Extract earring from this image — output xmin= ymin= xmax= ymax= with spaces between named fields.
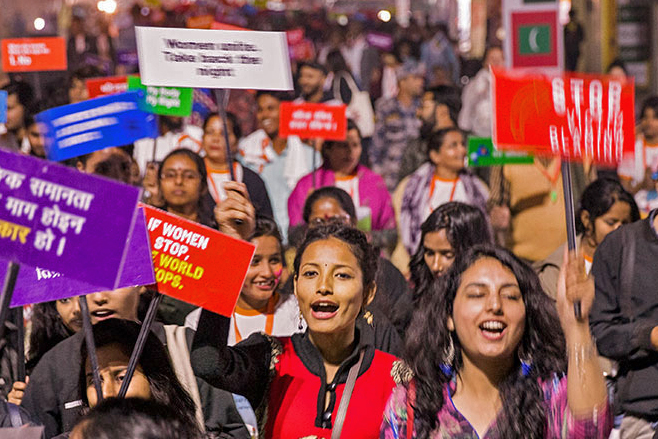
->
xmin=298 ymin=310 xmax=304 ymax=331
xmin=440 ymin=335 xmax=455 ymax=377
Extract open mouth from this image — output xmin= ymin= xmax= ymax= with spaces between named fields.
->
xmin=310 ymin=302 xmax=339 ymax=319
xmin=90 ymin=309 xmax=116 ymax=322
xmin=479 ymin=320 xmax=507 ymax=340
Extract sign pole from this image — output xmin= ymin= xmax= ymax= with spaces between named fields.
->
xmin=0 ymin=262 xmax=20 ymax=342
xmin=118 ymin=291 xmax=163 ymax=398
xmin=212 ymin=89 xmax=236 ymax=181
xmin=79 ymin=295 xmax=103 ymax=403
xmin=560 ymin=159 xmax=582 ymax=319
xmin=13 ymin=307 xmax=25 ymax=382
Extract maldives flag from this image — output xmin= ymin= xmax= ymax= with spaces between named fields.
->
xmin=511 ymin=10 xmax=559 ymax=68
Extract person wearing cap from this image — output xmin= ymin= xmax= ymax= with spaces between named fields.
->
xmin=370 ymin=61 xmax=424 ymax=191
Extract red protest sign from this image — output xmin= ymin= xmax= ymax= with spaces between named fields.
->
xmin=86 ymin=76 xmax=128 ymax=99
xmin=2 ymin=37 xmax=67 ymax=72
xmin=492 ymin=68 xmax=635 ymax=164
xmin=279 ymin=102 xmax=347 ymax=141
xmin=186 ymin=15 xmax=215 ymax=29
xmin=142 ymin=204 xmax=255 ymax=317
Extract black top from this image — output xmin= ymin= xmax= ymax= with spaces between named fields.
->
xmin=590 ymin=209 xmax=658 ymax=419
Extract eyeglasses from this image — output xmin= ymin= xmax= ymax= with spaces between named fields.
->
xmin=309 ymin=214 xmax=352 ymax=227
xmin=161 ymin=170 xmax=201 ymax=181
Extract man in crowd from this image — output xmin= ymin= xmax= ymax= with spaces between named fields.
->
xmin=590 ymin=207 xmax=658 ymax=438
xmin=0 ymin=81 xmax=34 ymax=151
xmin=370 ymin=61 xmax=424 ymax=191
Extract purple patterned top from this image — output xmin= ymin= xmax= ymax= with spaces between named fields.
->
xmin=380 ymin=375 xmax=611 ymax=439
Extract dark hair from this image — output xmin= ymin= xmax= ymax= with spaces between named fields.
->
xmin=575 ymin=178 xmax=640 ymax=235
xmin=641 ymin=95 xmax=658 ymax=120
xmin=409 ymin=202 xmax=493 ymax=303
xmin=67 ymin=65 xmax=103 ymax=90
xmin=483 ymin=44 xmax=504 ymax=64
xmin=293 ymin=224 xmax=378 ymax=294
xmin=73 ymin=397 xmax=202 ymax=439
xmin=249 ymin=215 xmax=285 ymax=263
xmin=202 ymin=112 xmax=239 ymax=141
xmin=298 ymin=60 xmax=328 ymax=76
xmin=157 ymin=148 xmax=215 ymax=227
xmin=406 ymin=245 xmax=566 ymax=438
xmin=2 ymin=80 xmax=34 ymax=109
xmin=325 ymin=50 xmax=350 ymax=74
xmin=425 ymin=85 xmax=462 ymax=126
xmin=322 ymin=119 xmax=361 ymax=159
xmin=79 ymin=320 xmax=198 ymax=429
xmin=302 ymin=187 xmax=357 ymax=225
xmin=427 ymin=126 xmax=464 ymax=157
xmin=74 ymin=148 xmax=133 ymax=184
xmin=27 ymin=301 xmax=75 ymax=371
xmin=606 ymin=59 xmax=628 ymax=76
xmin=255 ymin=90 xmax=294 ymax=103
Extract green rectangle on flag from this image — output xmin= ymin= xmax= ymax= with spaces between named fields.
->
xmin=519 ymin=25 xmax=552 ymax=54
xmin=127 ymin=76 xmax=193 ymax=117
xmin=468 ymin=137 xmax=534 ymax=167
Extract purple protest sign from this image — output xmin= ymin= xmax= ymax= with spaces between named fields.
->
xmin=6 ymin=207 xmax=155 ymax=307
xmin=366 ymin=32 xmax=394 ymax=51
xmin=0 ymin=149 xmax=140 ymax=289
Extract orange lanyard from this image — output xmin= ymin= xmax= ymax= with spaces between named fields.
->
xmin=534 ymin=159 xmax=561 ymax=203
xmin=205 ymin=161 xmax=237 ymax=201
xmin=233 ymin=294 xmax=277 ymax=343
xmin=429 ymin=177 xmax=459 ymax=205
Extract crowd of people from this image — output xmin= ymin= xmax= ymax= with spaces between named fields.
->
xmin=0 ymin=3 xmax=658 ymax=439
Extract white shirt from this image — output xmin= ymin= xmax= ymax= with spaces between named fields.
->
xmin=618 ymin=136 xmax=658 ymax=186
xmin=133 ymin=125 xmax=203 ymax=176
xmin=426 ymin=176 xmax=468 ymax=219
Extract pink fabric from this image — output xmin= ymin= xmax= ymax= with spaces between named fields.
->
xmin=288 ymin=164 xmax=396 ymax=231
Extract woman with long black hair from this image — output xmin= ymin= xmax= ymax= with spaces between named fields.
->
xmin=382 ymin=246 xmax=611 ymax=439
xmin=409 ymin=202 xmax=493 ymax=304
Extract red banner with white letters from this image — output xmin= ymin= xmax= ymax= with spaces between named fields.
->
xmin=492 ymin=68 xmax=635 ymax=164
xmin=279 ymin=102 xmax=347 ymax=140
xmin=86 ymin=76 xmax=128 ymax=99
xmin=2 ymin=37 xmax=67 ymax=72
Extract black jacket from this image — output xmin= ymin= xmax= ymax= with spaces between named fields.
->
xmin=590 ymin=209 xmax=658 ymax=420
xmin=21 ymin=322 xmax=249 ymax=438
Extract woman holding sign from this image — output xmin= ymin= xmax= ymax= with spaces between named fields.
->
xmin=193 ymin=188 xmax=400 ymax=438
xmin=200 ymin=113 xmax=273 ymax=219
xmin=381 ymin=246 xmax=612 ymax=439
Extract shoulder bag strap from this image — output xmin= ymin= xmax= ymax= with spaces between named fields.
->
xmin=331 ymin=349 xmax=365 ymax=439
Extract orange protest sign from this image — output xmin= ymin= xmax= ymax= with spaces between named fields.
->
xmin=2 ymin=37 xmax=67 ymax=72
xmin=142 ymin=204 xmax=255 ymax=317
xmin=279 ymin=102 xmax=347 ymax=141
xmin=86 ymin=76 xmax=128 ymax=99
xmin=492 ymin=68 xmax=635 ymax=164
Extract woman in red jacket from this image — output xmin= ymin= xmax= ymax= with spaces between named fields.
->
xmin=192 ymin=194 xmax=401 ymax=438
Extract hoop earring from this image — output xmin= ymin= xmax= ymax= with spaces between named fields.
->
xmin=440 ymin=334 xmax=455 ymax=377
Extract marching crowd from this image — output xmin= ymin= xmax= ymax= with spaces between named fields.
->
xmin=1 ymin=5 xmax=658 ymax=439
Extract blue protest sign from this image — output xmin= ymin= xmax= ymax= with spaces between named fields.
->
xmin=36 ymin=90 xmax=158 ymax=162
xmin=6 ymin=207 xmax=155 ymax=307
xmin=0 ymin=149 xmax=141 ymax=290
xmin=0 ymin=91 xmax=7 ymax=124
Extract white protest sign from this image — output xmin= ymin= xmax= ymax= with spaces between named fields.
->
xmin=135 ymin=27 xmax=293 ymax=91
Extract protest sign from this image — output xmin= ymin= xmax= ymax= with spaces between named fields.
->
xmin=135 ymin=27 xmax=293 ymax=90
xmin=286 ymin=28 xmax=305 ymax=45
xmin=0 ymin=91 xmax=6 ymax=124
xmin=36 ymin=91 xmax=158 ymax=162
xmin=5 ymin=206 xmax=155 ymax=307
xmin=468 ymin=137 xmax=534 ymax=167
xmin=492 ymin=69 xmax=635 ymax=164
xmin=86 ymin=76 xmax=129 ymax=99
xmin=279 ymin=102 xmax=347 ymax=141
xmin=0 ymin=150 xmax=141 ymax=290
xmin=127 ymin=76 xmax=193 ymax=117
xmin=187 ymin=15 xmax=215 ymax=29
xmin=142 ymin=204 xmax=255 ymax=317
xmin=1 ymin=37 xmax=67 ymax=72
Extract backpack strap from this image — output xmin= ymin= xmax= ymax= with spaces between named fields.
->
xmin=7 ymin=402 xmax=23 ymax=428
